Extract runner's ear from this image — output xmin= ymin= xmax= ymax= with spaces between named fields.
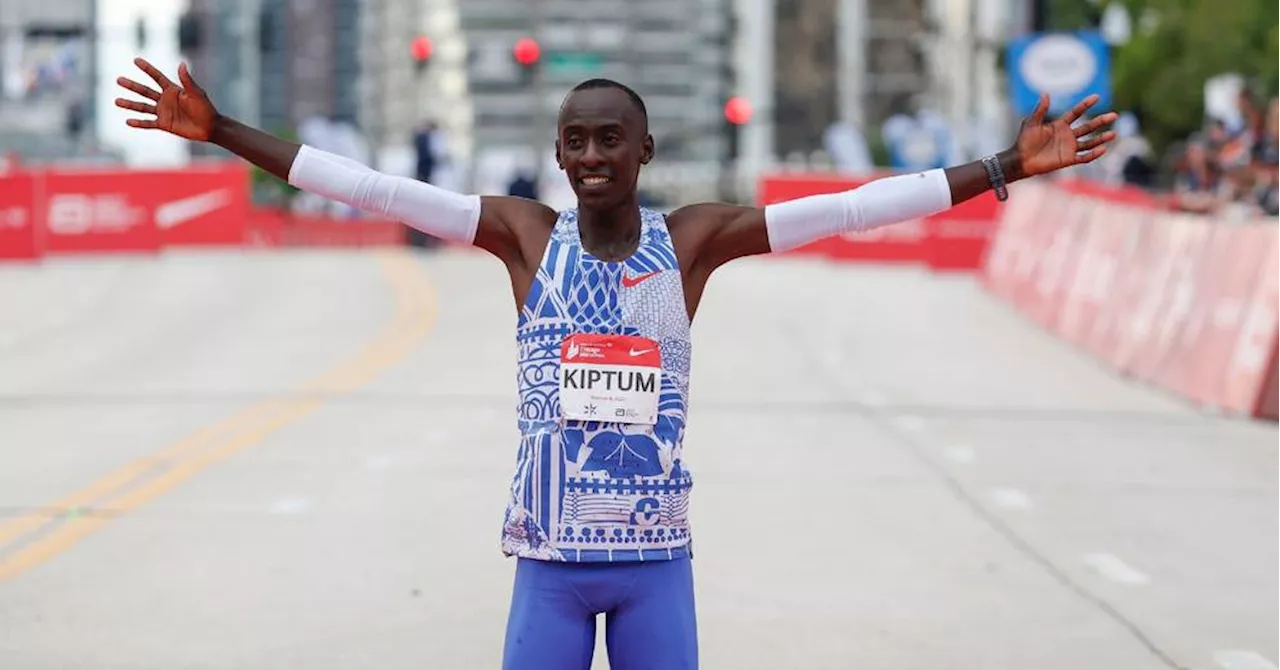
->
xmin=640 ymin=135 xmax=654 ymax=165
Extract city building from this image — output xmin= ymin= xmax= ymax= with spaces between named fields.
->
xmin=0 ymin=0 xmax=101 ymax=162
xmin=456 ymin=0 xmax=736 ymax=180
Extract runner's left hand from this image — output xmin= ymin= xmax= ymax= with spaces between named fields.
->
xmin=1012 ymin=94 xmax=1118 ymax=178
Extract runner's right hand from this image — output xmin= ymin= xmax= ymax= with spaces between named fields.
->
xmin=115 ymin=57 xmax=218 ymax=142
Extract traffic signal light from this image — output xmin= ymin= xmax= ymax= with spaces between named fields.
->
xmin=513 ymin=38 xmax=540 ymax=85
xmin=721 ymin=97 xmax=751 ymax=163
xmin=513 ymin=38 xmax=541 ymax=67
xmin=411 ymin=36 xmax=433 ymax=75
xmin=724 ymin=96 xmax=752 ymax=126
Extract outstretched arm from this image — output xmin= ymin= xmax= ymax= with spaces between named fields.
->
xmin=671 ymin=94 xmax=1118 ymax=273
xmin=114 ymin=58 xmax=551 ymax=269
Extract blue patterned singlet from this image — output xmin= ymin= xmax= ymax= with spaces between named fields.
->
xmin=501 ymin=207 xmax=694 ymax=563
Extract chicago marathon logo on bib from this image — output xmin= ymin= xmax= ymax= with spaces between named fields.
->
xmin=559 ymin=333 xmax=661 ymax=425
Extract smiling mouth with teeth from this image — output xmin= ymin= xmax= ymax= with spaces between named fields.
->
xmin=581 ymin=176 xmax=611 ymax=186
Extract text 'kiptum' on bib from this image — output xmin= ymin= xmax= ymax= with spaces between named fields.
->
xmin=559 ymin=333 xmax=661 ymax=425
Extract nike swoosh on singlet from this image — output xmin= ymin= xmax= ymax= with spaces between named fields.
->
xmin=621 ymin=271 xmax=661 ymax=288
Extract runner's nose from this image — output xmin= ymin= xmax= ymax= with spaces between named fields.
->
xmin=581 ymin=140 xmax=606 ymax=169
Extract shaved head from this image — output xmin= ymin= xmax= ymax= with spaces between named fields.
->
xmin=560 ymin=79 xmax=648 ymax=134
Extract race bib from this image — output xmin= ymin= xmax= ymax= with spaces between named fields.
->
xmin=559 ymin=333 xmax=661 ymax=425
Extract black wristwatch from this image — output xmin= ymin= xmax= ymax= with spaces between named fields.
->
xmin=981 ymin=154 xmax=1009 ymax=202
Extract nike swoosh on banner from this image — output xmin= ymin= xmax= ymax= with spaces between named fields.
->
xmin=155 ymin=189 xmax=232 ymax=230
xmin=621 ymin=271 xmax=661 ymax=288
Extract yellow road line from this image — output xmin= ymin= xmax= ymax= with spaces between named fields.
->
xmin=0 ymin=399 xmax=291 ymax=547
xmin=0 ymin=251 xmax=436 ymax=582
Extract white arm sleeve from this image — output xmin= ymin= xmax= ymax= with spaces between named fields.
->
xmin=287 ymin=144 xmax=481 ymax=244
xmin=763 ymin=169 xmax=953 ymax=252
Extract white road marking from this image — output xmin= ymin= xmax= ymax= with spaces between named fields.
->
xmin=943 ymin=444 xmax=975 ymax=464
xmin=1082 ymin=553 xmax=1150 ymax=585
xmin=987 ymin=487 xmax=1032 ymax=510
xmin=893 ymin=415 xmax=926 ymax=433
xmin=269 ymin=498 xmax=312 ymax=515
xmin=1214 ymin=651 xmax=1278 ymax=670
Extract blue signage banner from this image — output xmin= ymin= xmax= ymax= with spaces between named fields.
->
xmin=1007 ymin=31 xmax=1111 ymax=118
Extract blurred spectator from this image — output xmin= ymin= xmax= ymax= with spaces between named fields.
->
xmin=822 ymin=121 xmax=874 ymax=174
xmin=1251 ymin=98 xmax=1278 ymax=215
xmin=507 ymin=170 xmax=538 ymax=200
xmin=1253 ymin=99 xmax=1279 ymax=164
xmin=1100 ymin=112 xmax=1156 ymax=188
xmin=1172 ymin=140 xmax=1222 ymax=213
xmin=409 ymin=120 xmax=449 ymax=248
xmin=1237 ymin=89 xmax=1262 ymax=139
xmin=414 ymin=120 xmax=442 ymax=185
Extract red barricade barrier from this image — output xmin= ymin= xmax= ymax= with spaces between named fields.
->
xmin=1022 ymin=194 xmax=1097 ymax=330
xmin=0 ymin=172 xmax=40 ymax=260
xmin=40 ymin=169 xmax=162 ymax=254
xmin=979 ymin=180 xmax=1051 ymax=302
xmin=981 ymin=178 xmax=1280 ymax=421
xmin=39 ymin=163 xmax=249 ymax=254
xmin=244 ymin=208 xmax=407 ymax=248
xmin=1223 ymin=238 xmax=1279 ymax=417
xmin=2 ymin=162 xmax=412 ymax=256
xmin=1056 ymin=202 xmax=1143 ymax=351
xmin=1055 ymin=178 xmax=1170 ymax=210
xmin=154 ymin=163 xmax=251 ymax=247
xmin=15 ymin=162 xmax=250 ymax=255
xmin=756 ymin=172 xmax=1002 ymax=271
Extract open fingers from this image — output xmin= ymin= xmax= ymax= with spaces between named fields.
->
xmin=1077 ymin=130 xmax=1116 ymax=152
xmin=116 ymin=76 xmax=160 ymax=101
xmin=1075 ymin=145 xmax=1108 ymax=164
xmin=1062 ymin=94 xmax=1101 ymax=125
xmin=1073 ymin=111 xmax=1118 ymax=137
xmin=125 ymin=118 xmax=159 ymax=130
xmin=1029 ymin=94 xmax=1049 ymax=126
xmin=134 ymin=57 xmax=177 ymax=91
xmin=177 ymin=63 xmax=206 ymax=98
xmin=115 ymin=97 xmax=156 ymax=115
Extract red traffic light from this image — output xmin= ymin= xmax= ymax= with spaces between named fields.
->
xmin=724 ymin=97 xmax=752 ymax=125
xmin=513 ymin=38 xmax=541 ymax=67
xmin=411 ymin=36 xmax=433 ymax=62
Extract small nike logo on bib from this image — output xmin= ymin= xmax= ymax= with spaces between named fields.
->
xmin=622 ymin=271 xmax=660 ymax=288
xmin=629 ymin=347 xmax=655 ymax=357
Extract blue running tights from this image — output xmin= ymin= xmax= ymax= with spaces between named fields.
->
xmin=501 ymin=556 xmax=698 ymax=670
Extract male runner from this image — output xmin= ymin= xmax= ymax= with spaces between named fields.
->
xmin=115 ymin=57 xmax=1117 ymax=670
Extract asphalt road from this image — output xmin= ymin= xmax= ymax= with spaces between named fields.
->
xmin=0 ymin=248 xmax=1274 ymax=670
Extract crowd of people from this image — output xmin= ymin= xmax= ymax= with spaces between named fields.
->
xmin=1169 ymin=92 xmax=1279 ymax=217
xmin=1157 ymin=87 xmax=1274 ymax=217
xmin=1054 ymin=88 xmax=1278 ymax=219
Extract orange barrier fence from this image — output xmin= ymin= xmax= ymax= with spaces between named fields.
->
xmin=982 ymin=179 xmax=1279 ymax=421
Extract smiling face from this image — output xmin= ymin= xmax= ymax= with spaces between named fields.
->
xmin=555 ymin=86 xmax=654 ymax=210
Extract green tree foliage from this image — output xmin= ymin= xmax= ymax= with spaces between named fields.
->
xmin=1049 ymin=0 xmax=1279 ymax=152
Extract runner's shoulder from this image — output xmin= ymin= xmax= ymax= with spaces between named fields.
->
xmin=480 ymin=195 xmax=559 ymax=234
xmin=666 ymin=201 xmax=753 ymax=225
xmin=664 ymin=201 xmax=754 ymax=245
